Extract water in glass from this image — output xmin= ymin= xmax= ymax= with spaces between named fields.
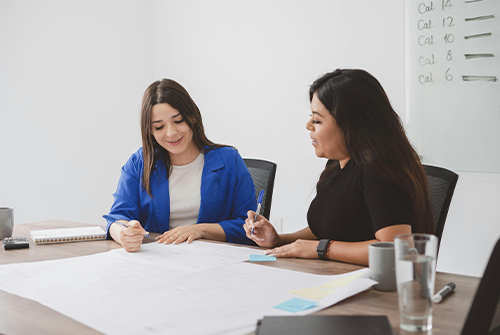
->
xmin=396 ymin=253 xmax=436 ymax=331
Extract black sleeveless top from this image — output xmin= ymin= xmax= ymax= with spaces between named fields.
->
xmin=307 ymin=160 xmax=412 ymax=242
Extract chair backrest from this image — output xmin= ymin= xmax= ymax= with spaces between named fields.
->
xmin=423 ymin=165 xmax=459 ymax=243
xmin=461 ymin=238 xmax=500 ymax=335
xmin=243 ymin=159 xmax=277 ymax=219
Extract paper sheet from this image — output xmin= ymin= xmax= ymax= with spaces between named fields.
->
xmin=108 ymin=241 xmax=257 ymax=273
xmin=0 ymin=241 xmax=375 ymax=335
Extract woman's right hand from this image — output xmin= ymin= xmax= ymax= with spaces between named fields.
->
xmin=244 ymin=211 xmax=281 ymax=248
xmin=116 ymin=220 xmax=147 ymax=252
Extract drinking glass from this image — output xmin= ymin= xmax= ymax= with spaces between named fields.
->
xmin=394 ymin=234 xmax=438 ymax=332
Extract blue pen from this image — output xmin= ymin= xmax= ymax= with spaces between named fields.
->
xmin=251 ymin=190 xmax=265 ymax=235
xmin=114 ymin=221 xmax=150 ymax=238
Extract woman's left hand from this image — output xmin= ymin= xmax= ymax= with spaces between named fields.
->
xmin=156 ymin=225 xmax=203 ymax=245
xmin=263 ymin=239 xmax=320 ymax=259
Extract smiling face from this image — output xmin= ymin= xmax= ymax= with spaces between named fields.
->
xmin=306 ymin=93 xmax=350 ymax=168
xmin=151 ymin=103 xmax=199 ymax=165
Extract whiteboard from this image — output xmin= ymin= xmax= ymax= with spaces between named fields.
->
xmin=405 ymin=0 xmax=500 ymax=173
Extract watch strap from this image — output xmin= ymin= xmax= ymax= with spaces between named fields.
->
xmin=316 ymin=239 xmax=332 ymax=260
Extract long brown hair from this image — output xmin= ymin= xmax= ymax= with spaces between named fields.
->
xmin=310 ymin=69 xmax=434 ymax=234
xmin=140 ymin=79 xmax=227 ymax=196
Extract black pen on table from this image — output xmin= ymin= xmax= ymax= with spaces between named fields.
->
xmin=432 ymin=282 xmax=456 ymax=303
xmin=114 ymin=221 xmax=150 ymax=238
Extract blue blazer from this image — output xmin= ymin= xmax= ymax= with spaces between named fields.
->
xmin=103 ymin=147 xmax=256 ymax=245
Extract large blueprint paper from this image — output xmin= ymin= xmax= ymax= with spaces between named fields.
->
xmin=109 ymin=240 xmax=258 ymax=272
xmin=0 ymin=241 xmax=375 ymax=335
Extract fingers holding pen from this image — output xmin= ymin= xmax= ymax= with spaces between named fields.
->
xmin=120 ymin=220 xmax=149 ymax=237
xmin=127 ymin=220 xmax=141 ymax=228
xmin=245 ymin=210 xmax=266 ymax=230
xmin=115 ymin=220 xmax=147 ymax=252
xmin=244 ymin=212 xmax=281 ymax=248
xmin=246 ymin=210 xmax=258 ymax=226
xmin=244 ymin=211 xmax=264 ymax=242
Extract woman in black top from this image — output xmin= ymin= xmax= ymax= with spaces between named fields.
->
xmin=244 ymin=69 xmax=433 ymax=266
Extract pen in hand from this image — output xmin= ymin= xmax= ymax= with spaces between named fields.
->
xmin=432 ymin=282 xmax=455 ymax=303
xmin=114 ymin=221 xmax=150 ymax=238
xmin=251 ymin=190 xmax=265 ymax=235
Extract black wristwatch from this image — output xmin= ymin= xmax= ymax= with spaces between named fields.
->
xmin=316 ymin=239 xmax=332 ymax=260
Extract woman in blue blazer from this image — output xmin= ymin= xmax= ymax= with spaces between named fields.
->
xmin=104 ymin=79 xmax=256 ymax=252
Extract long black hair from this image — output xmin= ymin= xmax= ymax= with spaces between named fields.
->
xmin=310 ymin=69 xmax=434 ymax=234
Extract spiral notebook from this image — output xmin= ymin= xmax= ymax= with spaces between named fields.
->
xmin=30 ymin=226 xmax=106 ymax=245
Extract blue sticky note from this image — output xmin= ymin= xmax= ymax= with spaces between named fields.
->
xmin=273 ymin=298 xmax=317 ymax=313
xmin=249 ymin=254 xmax=277 ymax=262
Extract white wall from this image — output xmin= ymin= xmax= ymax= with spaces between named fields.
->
xmin=1 ymin=0 xmax=499 ymax=277
xmin=153 ymin=0 xmax=406 ymax=234
xmin=0 ymin=1 xmax=155 ymax=225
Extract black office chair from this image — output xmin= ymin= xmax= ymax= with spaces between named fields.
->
xmin=243 ymin=159 xmax=277 ymax=219
xmin=423 ymin=165 xmax=459 ymax=248
xmin=461 ymin=237 xmax=500 ymax=335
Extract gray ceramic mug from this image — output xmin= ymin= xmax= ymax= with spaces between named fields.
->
xmin=0 ymin=207 xmax=14 ymax=240
xmin=369 ymin=242 xmax=397 ymax=291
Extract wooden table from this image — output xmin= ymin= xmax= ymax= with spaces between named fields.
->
xmin=1 ymin=220 xmax=480 ymax=335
